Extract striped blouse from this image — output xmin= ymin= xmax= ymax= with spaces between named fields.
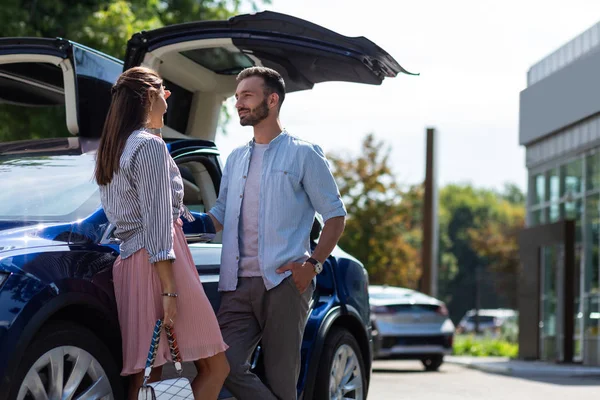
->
xmin=99 ymin=129 xmax=193 ymax=263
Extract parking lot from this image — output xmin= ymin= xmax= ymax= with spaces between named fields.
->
xmin=165 ymin=358 xmax=600 ymax=399
xmin=368 ymin=360 xmax=600 ymax=399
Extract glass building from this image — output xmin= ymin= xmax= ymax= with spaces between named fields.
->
xmin=520 ymin=22 xmax=600 ymax=365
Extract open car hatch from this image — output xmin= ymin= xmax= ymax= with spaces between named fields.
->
xmin=0 ymin=38 xmax=79 ymax=135
xmin=0 ymin=38 xmax=122 ymax=139
xmin=124 ymin=11 xmax=416 ymax=93
xmin=123 ymin=11 xmax=416 ymax=140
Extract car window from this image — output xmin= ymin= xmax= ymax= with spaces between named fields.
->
xmin=0 ymin=153 xmax=99 ymax=221
xmin=176 ymin=155 xmax=222 ymax=244
xmin=163 ymin=79 xmax=193 ymax=134
xmin=369 ymin=290 xmax=414 ymax=300
xmin=386 ymin=304 xmax=440 ymax=313
xmin=0 ymin=62 xmax=71 ymax=142
xmin=467 ymin=315 xmax=495 ymax=323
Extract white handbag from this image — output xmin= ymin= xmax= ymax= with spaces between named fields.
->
xmin=138 ymin=319 xmax=194 ymax=400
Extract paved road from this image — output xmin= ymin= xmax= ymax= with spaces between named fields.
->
xmin=166 ymin=359 xmax=600 ymax=399
xmin=369 ymin=360 xmax=600 ymax=399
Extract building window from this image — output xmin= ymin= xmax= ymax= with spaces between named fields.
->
xmin=562 ymin=159 xmax=584 ymax=198
xmin=534 ymin=173 xmax=545 ymax=205
xmin=547 ymin=167 xmax=560 ymax=203
xmin=549 ymin=203 xmax=561 ymax=223
xmin=531 ymin=208 xmax=546 ymax=226
xmin=584 ymin=194 xmax=600 ymax=352
xmin=587 ymin=153 xmax=600 ymax=191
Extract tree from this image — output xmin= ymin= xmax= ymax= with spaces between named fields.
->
xmin=328 ymin=133 xmax=527 ymax=313
xmin=328 ymin=133 xmax=422 ymax=288
xmin=0 ymin=0 xmax=268 ymax=142
xmin=438 ymin=184 xmax=525 ymax=323
xmin=1 ymin=0 xmax=266 ymax=58
xmin=467 ymin=188 xmax=525 ymax=310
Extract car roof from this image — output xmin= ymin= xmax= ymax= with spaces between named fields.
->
xmin=0 ymin=137 xmax=89 ymax=156
xmin=0 ymin=137 xmax=219 ymax=157
xmin=368 ymin=285 xmax=441 ymax=306
xmin=465 ymin=309 xmax=517 ymax=318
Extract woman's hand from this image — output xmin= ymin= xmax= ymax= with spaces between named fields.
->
xmin=154 ymin=259 xmax=177 ymax=327
xmin=163 ymin=296 xmax=178 ymax=327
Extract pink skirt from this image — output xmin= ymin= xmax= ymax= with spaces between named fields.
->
xmin=113 ymin=221 xmax=228 ymax=376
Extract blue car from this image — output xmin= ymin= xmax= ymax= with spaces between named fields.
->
xmin=0 ymin=11 xmax=407 ymax=399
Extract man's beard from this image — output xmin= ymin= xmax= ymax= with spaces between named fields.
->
xmin=239 ymin=99 xmax=269 ymax=126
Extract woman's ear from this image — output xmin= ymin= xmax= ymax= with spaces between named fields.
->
xmin=147 ymin=91 xmax=158 ymax=111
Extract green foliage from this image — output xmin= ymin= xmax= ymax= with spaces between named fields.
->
xmin=453 ymin=334 xmax=518 ymax=358
xmin=438 ymin=184 xmax=525 ymax=323
xmin=0 ymin=0 xmax=268 ymax=142
xmin=329 ymin=133 xmax=526 ymax=324
xmin=328 ymin=134 xmax=422 ymax=288
xmin=500 ymin=316 xmax=519 ymax=344
xmin=0 ymin=105 xmax=69 ymax=142
xmin=0 ymin=0 xmax=268 ymax=58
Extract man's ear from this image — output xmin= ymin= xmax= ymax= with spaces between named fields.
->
xmin=268 ymin=92 xmax=280 ymax=110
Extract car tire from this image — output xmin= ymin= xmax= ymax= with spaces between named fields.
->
xmin=421 ymin=355 xmax=444 ymax=372
xmin=9 ymin=321 xmax=124 ymax=400
xmin=314 ymin=327 xmax=367 ymax=400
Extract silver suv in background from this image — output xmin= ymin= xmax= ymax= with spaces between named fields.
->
xmin=456 ymin=308 xmax=517 ymax=335
xmin=369 ymin=285 xmax=455 ymax=371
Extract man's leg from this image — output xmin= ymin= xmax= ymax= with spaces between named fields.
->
xmin=218 ymin=278 xmax=277 ymax=400
xmin=261 ymin=276 xmax=314 ymax=400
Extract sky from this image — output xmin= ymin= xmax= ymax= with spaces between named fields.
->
xmin=215 ymin=0 xmax=600 ymax=192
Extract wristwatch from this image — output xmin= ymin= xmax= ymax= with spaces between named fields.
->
xmin=306 ymin=257 xmax=323 ymax=275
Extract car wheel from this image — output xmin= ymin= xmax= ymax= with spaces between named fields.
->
xmin=314 ymin=328 xmax=367 ymax=400
xmin=421 ymin=355 xmax=444 ymax=371
xmin=10 ymin=321 xmax=124 ymax=400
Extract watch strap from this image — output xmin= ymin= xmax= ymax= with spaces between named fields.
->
xmin=306 ymin=257 xmax=319 ymax=266
xmin=306 ymin=257 xmax=323 ymax=274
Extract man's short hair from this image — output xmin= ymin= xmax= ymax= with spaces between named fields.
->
xmin=237 ymin=67 xmax=286 ymax=108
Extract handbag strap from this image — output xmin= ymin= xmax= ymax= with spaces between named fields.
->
xmin=143 ymin=319 xmax=183 ymax=385
xmin=165 ymin=324 xmax=183 ymax=373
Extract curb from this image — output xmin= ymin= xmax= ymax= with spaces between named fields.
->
xmin=446 ymin=358 xmax=600 ymax=378
xmin=452 ymin=361 xmax=513 ymax=376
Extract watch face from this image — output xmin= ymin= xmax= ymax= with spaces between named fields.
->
xmin=315 ymin=262 xmax=323 ymax=274
xmin=308 ymin=258 xmax=323 ymax=274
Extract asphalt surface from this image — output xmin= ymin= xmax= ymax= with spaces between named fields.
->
xmin=164 ymin=359 xmax=600 ymax=399
xmin=368 ymin=360 xmax=600 ymax=399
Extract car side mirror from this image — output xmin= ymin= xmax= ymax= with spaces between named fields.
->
xmin=183 ymin=212 xmax=216 ymax=243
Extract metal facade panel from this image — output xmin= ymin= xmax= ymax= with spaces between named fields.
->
xmin=520 ymin=48 xmax=600 ymax=146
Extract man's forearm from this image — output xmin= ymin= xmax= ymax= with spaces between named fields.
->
xmin=311 ymin=216 xmax=345 ymax=263
xmin=207 ymin=212 xmax=224 ymax=233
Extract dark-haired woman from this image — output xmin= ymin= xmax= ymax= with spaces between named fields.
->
xmin=95 ymin=66 xmax=229 ymax=400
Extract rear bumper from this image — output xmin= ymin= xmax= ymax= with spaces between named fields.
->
xmin=376 ymin=345 xmax=453 ymax=359
xmin=373 ymin=334 xmax=453 ymax=359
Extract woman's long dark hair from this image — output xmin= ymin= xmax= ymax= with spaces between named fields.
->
xmin=95 ymin=67 xmax=163 ymax=185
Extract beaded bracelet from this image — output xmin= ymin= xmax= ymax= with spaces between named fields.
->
xmin=161 ymin=292 xmax=178 ymax=298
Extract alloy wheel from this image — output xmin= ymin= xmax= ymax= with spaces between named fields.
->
xmin=18 ymin=345 xmax=114 ymax=400
xmin=329 ymin=344 xmax=364 ymax=400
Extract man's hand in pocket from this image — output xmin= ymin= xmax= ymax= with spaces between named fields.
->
xmin=276 ymin=261 xmax=315 ymax=293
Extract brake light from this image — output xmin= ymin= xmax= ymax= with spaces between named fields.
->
xmin=437 ymin=303 xmax=449 ymax=317
xmin=371 ymin=305 xmax=393 ymax=314
xmin=445 ymin=335 xmax=454 ymax=348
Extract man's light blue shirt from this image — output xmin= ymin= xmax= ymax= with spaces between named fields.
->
xmin=209 ymin=131 xmax=347 ymax=291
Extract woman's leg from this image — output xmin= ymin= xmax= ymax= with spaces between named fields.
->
xmin=192 ymin=352 xmax=230 ymax=400
xmin=127 ymin=366 xmax=163 ymax=400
